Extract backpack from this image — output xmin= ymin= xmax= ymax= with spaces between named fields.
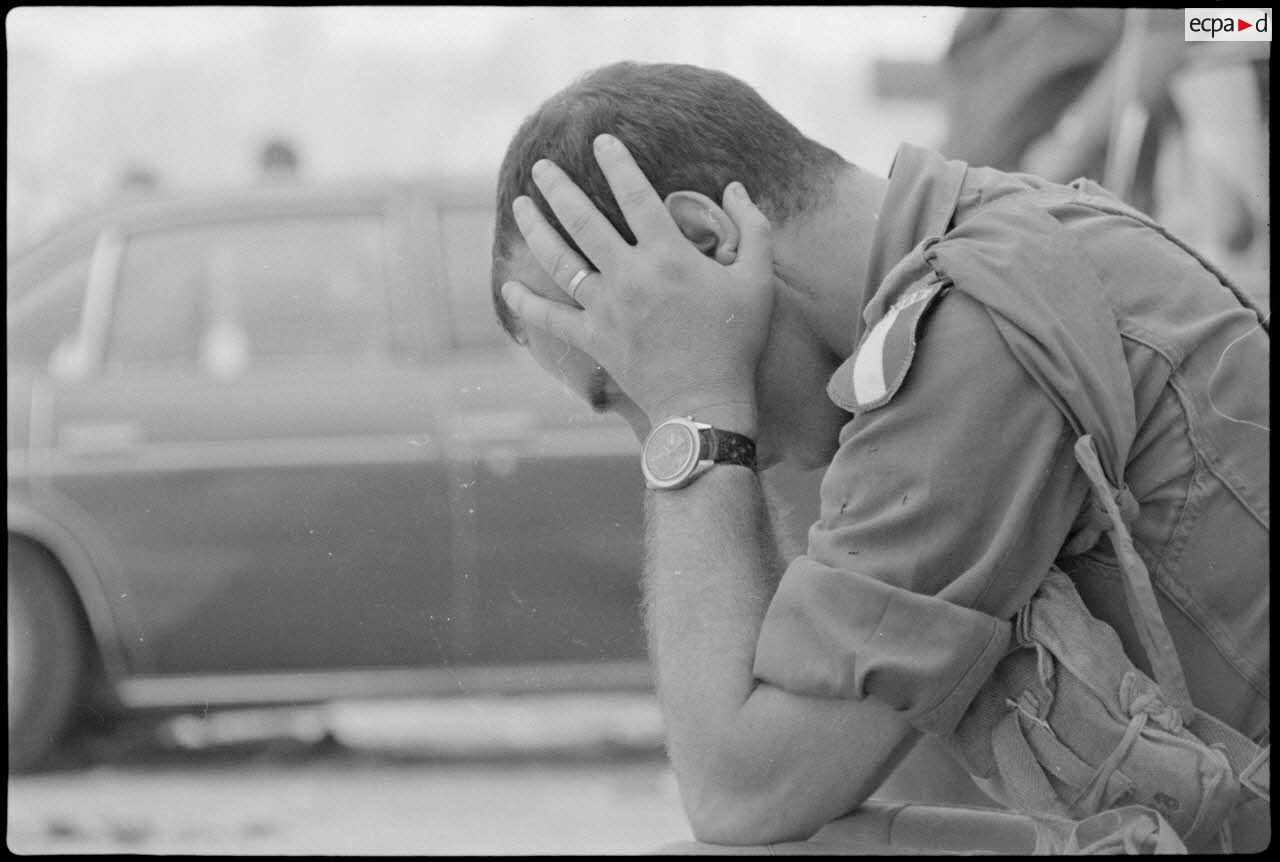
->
xmin=915 ymin=184 xmax=1269 ymax=853
xmin=943 ymin=437 xmax=1267 ymax=853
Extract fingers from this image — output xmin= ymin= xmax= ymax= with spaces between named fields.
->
xmin=591 ymin=134 xmax=681 ymax=243
xmin=512 ymin=196 xmax=602 ymax=306
xmin=523 ymin=135 xmax=678 ymax=268
xmin=501 ymin=280 xmax=589 ymax=350
xmin=528 ymin=160 xmax=622 ymax=271
xmin=720 ymin=182 xmax=773 ymax=275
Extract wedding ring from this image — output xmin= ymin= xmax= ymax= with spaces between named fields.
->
xmin=567 ymin=267 xmax=594 ymax=303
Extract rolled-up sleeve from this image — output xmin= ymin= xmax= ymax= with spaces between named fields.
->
xmin=753 ymin=288 xmax=1091 ymax=737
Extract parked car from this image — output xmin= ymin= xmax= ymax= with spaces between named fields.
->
xmin=7 ymin=177 xmax=823 ymax=772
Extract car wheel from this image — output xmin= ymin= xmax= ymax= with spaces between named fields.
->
xmin=7 ymin=537 xmax=87 ymax=773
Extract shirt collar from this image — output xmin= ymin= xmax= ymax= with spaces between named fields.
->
xmin=863 ymin=144 xmax=969 ymax=307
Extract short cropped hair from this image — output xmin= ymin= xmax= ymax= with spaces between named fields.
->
xmin=491 ymin=61 xmax=846 ymax=340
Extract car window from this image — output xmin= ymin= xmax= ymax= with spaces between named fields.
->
xmin=6 ymin=252 xmax=92 ymax=369
xmin=439 ymin=205 xmax=508 ymax=350
xmin=104 ymin=213 xmax=393 ymax=377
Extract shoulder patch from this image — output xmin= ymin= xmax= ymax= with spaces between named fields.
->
xmin=845 ymin=280 xmax=948 ymax=412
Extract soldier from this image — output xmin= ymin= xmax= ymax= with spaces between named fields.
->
xmin=490 ymin=62 xmax=1268 ymax=853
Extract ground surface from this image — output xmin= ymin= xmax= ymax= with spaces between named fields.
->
xmin=7 ymin=693 xmax=694 ymax=855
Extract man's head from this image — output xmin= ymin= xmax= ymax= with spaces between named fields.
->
xmin=491 ymin=62 xmax=859 ymax=467
xmin=491 ymin=61 xmax=845 ymax=341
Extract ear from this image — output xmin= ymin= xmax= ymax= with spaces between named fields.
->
xmin=664 ymin=190 xmax=741 ymax=265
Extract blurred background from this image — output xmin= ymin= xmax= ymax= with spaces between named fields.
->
xmin=6 ymin=6 xmax=1269 ymax=855
xmin=7 ymin=6 xmax=958 ymax=248
xmin=9 ymin=6 xmax=1266 ymax=283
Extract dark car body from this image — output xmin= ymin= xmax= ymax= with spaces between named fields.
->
xmin=7 ymin=177 xmax=666 ymax=713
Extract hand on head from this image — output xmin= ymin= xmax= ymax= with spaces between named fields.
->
xmin=500 ymin=134 xmax=776 ymax=436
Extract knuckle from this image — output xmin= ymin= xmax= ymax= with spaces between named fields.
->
xmin=537 ymin=300 xmax=563 ymax=330
xmin=565 ymin=209 xmax=595 ymax=238
xmin=549 ymin=249 xmax=578 ymax=280
xmin=539 ymin=303 xmax=559 ymax=335
xmin=618 ymin=184 xmax=651 ymax=208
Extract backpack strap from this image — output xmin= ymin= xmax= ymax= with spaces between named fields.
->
xmin=1073 ymin=433 xmax=1270 ymax=807
xmin=1071 ymin=434 xmax=1193 ymax=721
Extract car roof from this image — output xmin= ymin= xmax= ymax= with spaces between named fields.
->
xmin=8 ymin=174 xmax=496 ymax=268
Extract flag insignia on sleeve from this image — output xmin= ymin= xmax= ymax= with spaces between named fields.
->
xmin=847 ymin=280 xmax=947 ymax=412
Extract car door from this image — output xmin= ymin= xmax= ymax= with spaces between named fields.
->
xmin=427 ymin=202 xmax=650 ymax=679
xmin=41 ymin=193 xmax=461 ymax=681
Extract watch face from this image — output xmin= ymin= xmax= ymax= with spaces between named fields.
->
xmin=643 ymin=420 xmax=700 ymax=485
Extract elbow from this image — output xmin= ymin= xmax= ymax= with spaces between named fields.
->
xmin=685 ymin=785 xmax=829 ymax=847
xmin=681 ymin=754 xmax=836 ymax=846
xmin=686 ymin=796 xmax=804 ymax=847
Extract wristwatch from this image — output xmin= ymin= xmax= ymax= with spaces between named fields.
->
xmin=640 ymin=416 xmax=757 ymax=490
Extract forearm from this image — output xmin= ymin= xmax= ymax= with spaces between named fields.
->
xmin=644 ymin=465 xmax=916 ymax=844
xmin=643 ymin=466 xmax=779 ymax=752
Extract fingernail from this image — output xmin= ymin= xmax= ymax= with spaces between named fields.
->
xmin=532 ymin=159 xmax=551 ymax=177
xmin=595 ymin=134 xmax=619 ymax=152
xmin=729 ymin=181 xmax=747 ymax=199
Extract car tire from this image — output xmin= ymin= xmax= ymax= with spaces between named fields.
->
xmin=7 ymin=536 xmax=87 ymax=773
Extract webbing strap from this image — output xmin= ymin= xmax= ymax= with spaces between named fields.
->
xmin=992 ymin=708 xmax=1073 ymax=820
xmin=1190 ymin=708 xmax=1271 ymax=803
xmin=1073 ymin=435 xmax=1194 ymax=723
xmin=1076 ymin=712 xmax=1149 ymax=814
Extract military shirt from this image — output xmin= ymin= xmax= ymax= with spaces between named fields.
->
xmin=752 ymin=144 xmax=1269 ymax=743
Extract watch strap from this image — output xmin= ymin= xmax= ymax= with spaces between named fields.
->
xmin=702 ymin=427 xmax=757 ymax=472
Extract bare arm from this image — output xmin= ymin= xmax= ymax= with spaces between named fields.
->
xmin=643 ymin=453 xmax=917 ymax=844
